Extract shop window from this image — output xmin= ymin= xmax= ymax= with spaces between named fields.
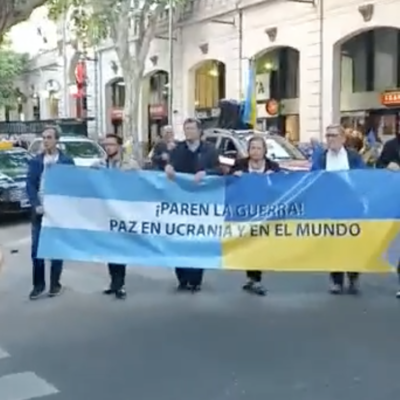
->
xmin=48 ymin=94 xmax=59 ymax=118
xmin=195 ymin=61 xmax=225 ymax=109
xmin=111 ymin=82 xmax=125 ymax=108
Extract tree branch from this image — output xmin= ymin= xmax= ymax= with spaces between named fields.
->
xmin=0 ymin=0 xmax=48 ymax=36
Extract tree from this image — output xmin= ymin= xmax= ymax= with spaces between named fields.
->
xmin=48 ymin=0 xmax=187 ymax=161
xmin=0 ymin=0 xmax=49 ymax=41
xmin=0 ymin=38 xmax=29 ymax=109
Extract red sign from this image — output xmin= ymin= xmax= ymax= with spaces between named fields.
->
xmin=265 ymin=99 xmax=279 ymax=116
xmin=149 ymin=104 xmax=167 ymax=119
xmin=111 ymin=108 xmax=123 ymax=120
xmin=381 ymin=91 xmax=400 ymax=106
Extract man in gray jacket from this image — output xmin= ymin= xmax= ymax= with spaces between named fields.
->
xmin=96 ymin=133 xmax=139 ymax=299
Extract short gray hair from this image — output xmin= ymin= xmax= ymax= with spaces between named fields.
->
xmin=161 ymin=125 xmax=173 ymax=133
xmin=326 ymin=124 xmax=344 ymax=136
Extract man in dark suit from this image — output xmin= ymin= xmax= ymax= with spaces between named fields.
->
xmin=311 ymin=124 xmax=365 ymax=295
xmin=164 ymin=118 xmax=219 ymax=292
xmin=26 ymin=126 xmax=75 ymax=300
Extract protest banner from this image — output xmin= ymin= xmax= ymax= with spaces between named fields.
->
xmin=38 ymin=165 xmax=400 ymax=272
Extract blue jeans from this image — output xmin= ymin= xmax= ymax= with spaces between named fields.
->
xmin=31 ymin=215 xmax=63 ymax=289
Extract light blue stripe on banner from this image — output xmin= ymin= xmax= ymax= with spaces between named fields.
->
xmin=38 ymin=227 xmax=222 ymax=269
xmin=44 ymin=165 xmax=225 ymax=203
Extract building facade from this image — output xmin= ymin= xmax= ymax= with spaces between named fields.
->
xmin=96 ymin=0 xmax=400 ymax=144
xmin=7 ymin=0 xmax=400 ymax=144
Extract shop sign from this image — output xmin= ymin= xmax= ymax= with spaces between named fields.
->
xmin=381 ymin=90 xmax=400 ymax=106
xmin=149 ymin=104 xmax=167 ymax=119
xmin=256 ymin=73 xmax=270 ymax=101
xmin=265 ymin=99 xmax=279 ymax=116
xmin=111 ymin=108 xmax=123 ymax=120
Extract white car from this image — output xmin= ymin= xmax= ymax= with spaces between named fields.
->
xmin=28 ymin=136 xmax=106 ymax=167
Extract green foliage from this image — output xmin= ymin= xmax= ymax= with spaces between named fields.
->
xmin=0 ymin=41 xmax=28 ymax=108
xmin=47 ymin=0 xmax=187 ymax=46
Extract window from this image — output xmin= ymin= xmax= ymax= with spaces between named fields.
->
xmin=0 ymin=150 xmax=31 ymax=170
xmin=204 ymin=136 xmax=218 ymax=146
xmin=220 ymin=137 xmax=237 ymax=153
xmin=29 ymin=140 xmax=42 ymax=155
xmin=111 ymin=81 xmax=125 ymax=107
xmin=61 ymin=141 xmax=104 ymax=159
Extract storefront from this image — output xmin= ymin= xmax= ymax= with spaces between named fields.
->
xmin=148 ymin=104 xmax=168 ymax=148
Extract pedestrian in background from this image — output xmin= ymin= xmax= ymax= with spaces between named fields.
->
xmin=311 ymin=124 xmax=365 ymax=295
xmin=95 ymin=133 xmax=139 ymax=299
xmin=26 ymin=126 xmax=75 ymax=300
xmin=164 ymin=117 xmax=219 ymax=293
xmin=151 ymin=125 xmax=176 ymax=170
xmin=232 ymin=135 xmax=280 ymax=296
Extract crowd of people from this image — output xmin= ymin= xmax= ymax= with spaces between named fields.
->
xmin=25 ymin=121 xmax=400 ymax=302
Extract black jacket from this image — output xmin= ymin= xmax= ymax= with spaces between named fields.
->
xmin=151 ymin=140 xmax=179 ymax=170
xmin=232 ymin=157 xmax=281 ymax=173
xmin=376 ymin=136 xmax=400 ymax=168
xmin=169 ymin=140 xmax=219 ymax=175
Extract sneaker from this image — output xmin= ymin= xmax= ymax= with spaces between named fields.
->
xmin=242 ymin=280 xmax=254 ymax=291
xmin=29 ymin=286 xmax=45 ymax=300
xmin=347 ymin=281 xmax=360 ymax=295
xmin=251 ymin=282 xmax=267 ymax=296
xmin=176 ymin=283 xmax=189 ymax=292
xmin=48 ymin=284 xmax=64 ymax=297
xmin=103 ymin=288 xmax=115 ymax=295
xmin=329 ymin=283 xmax=343 ymax=295
xmin=396 ymin=289 xmax=400 ymax=299
xmin=189 ymin=284 xmax=201 ymax=293
xmin=115 ymin=288 xmax=127 ymax=300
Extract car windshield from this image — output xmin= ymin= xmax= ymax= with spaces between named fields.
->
xmin=61 ymin=141 xmax=104 ymax=158
xmin=30 ymin=140 xmax=104 ymax=159
xmin=239 ymin=135 xmax=305 ymax=160
xmin=0 ymin=150 xmax=30 ymax=170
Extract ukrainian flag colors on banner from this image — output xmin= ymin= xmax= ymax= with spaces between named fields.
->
xmin=38 ymin=165 xmax=400 ymax=272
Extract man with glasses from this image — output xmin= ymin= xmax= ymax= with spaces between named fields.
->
xmin=311 ymin=124 xmax=365 ymax=295
xmin=26 ymin=126 xmax=75 ymax=300
xmin=94 ymin=133 xmax=139 ymax=299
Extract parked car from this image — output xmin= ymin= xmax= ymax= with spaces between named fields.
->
xmin=28 ymin=136 xmax=106 ymax=167
xmin=202 ymin=129 xmax=311 ymax=171
xmin=144 ymin=129 xmax=311 ymax=171
xmin=0 ymin=142 xmax=32 ymax=214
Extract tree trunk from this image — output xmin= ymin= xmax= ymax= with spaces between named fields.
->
xmin=122 ymin=71 xmax=143 ymax=164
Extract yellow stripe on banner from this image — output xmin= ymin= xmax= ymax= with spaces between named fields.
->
xmin=221 ymin=220 xmax=400 ymax=272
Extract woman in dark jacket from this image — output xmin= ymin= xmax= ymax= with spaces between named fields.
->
xmin=232 ymin=135 xmax=280 ymax=296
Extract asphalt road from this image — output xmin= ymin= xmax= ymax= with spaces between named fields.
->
xmin=1 ymin=218 xmax=400 ymax=400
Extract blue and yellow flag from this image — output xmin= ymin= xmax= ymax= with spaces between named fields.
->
xmin=242 ymin=59 xmax=257 ymax=127
xmin=39 ymin=166 xmax=400 ymax=273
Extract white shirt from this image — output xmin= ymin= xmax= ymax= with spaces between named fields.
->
xmin=39 ymin=152 xmax=59 ymax=205
xmin=326 ymin=147 xmax=349 ymax=171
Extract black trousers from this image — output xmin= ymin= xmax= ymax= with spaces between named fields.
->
xmin=175 ymin=268 xmax=203 ymax=286
xmin=330 ymin=272 xmax=359 ymax=286
xmin=246 ymin=270 xmax=262 ymax=283
xmin=108 ymin=264 xmax=126 ymax=290
xmin=31 ymin=215 xmax=63 ymax=289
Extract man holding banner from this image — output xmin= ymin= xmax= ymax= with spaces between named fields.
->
xmin=311 ymin=124 xmax=365 ymax=295
xmin=165 ymin=117 xmax=219 ymax=292
xmin=26 ymin=126 xmax=75 ymax=300
xmin=97 ymin=133 xmax=139 ymax=299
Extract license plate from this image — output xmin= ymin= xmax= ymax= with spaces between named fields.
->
xmin=20 ymin=199 xmax=30 ymax=208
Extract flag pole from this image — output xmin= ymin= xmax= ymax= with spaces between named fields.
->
xmin=167 ymin=0 xmax=174 ymax=125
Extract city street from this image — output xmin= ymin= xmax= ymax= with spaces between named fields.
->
xmin=1 ymin=218 xmax=400 ymax=400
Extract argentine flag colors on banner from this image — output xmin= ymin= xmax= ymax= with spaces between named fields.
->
xmin=38 ymin=165 xmax=400 ymax=272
